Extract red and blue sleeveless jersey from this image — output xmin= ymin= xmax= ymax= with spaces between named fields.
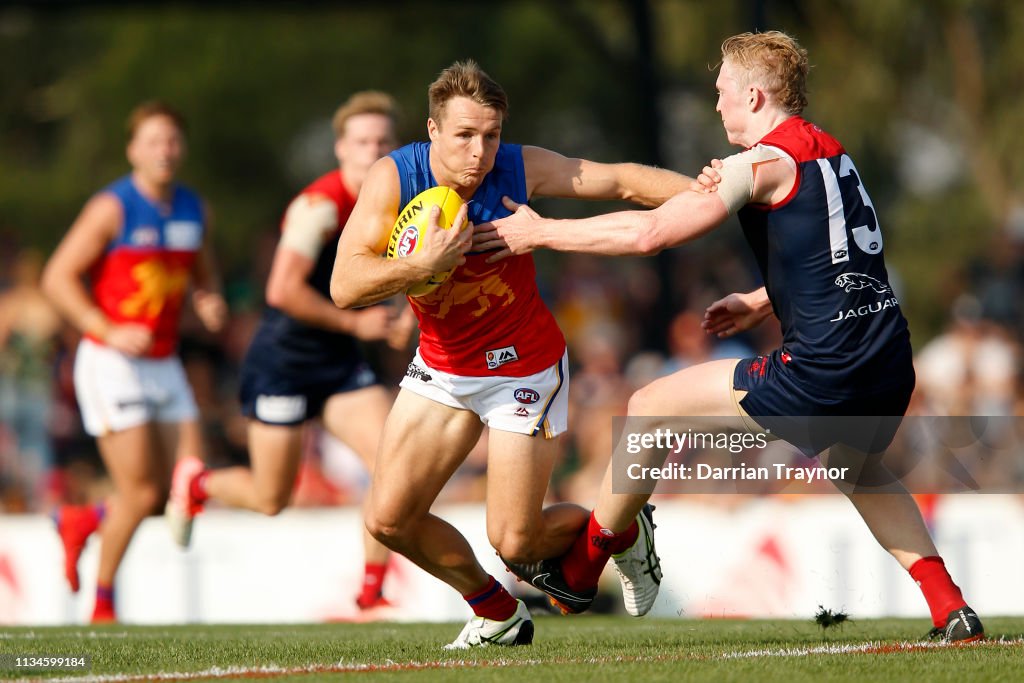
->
xmin=87 ymin=175 xmax=205 ymax=358
xmin=388 ymin=142 xmax=565 ymax=376
xmin=737 ymin=117 xmax=913 ymax=396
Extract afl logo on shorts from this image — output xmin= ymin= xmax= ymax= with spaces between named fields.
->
xmin=397 ymin=227 xmax=419 ymax=257
xmin=514 ymin=388 xmax=540 ymax=405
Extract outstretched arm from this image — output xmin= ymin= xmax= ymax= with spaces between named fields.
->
xmin=477 ymin=146 xmax=794 ymax=261
xmin=522 ymin=146 xmax=693 ymax=207
xmin=476 ymin=189 xmax=730 ymax=261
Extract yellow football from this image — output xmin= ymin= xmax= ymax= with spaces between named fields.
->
xmin=385 ymin=185 xmax=467 ymax=297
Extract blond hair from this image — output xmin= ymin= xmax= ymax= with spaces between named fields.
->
xmin=331 ymin=91 xmax=400 ymax=139
xmin=428 ymin=60 xmax=508 ymax=124
xmin=721 ymin=31 xmax=808 ymax=115
xmin=126 ymin=100 xmax=186 ymax=141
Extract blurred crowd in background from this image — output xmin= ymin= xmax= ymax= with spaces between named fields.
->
xmin=4 ymin=0 xmax=1024 ymax=519
xmin=3 ymin=222 xmax=1023 ymax=515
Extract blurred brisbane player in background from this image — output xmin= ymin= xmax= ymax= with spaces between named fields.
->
xmin=43 ymin=101 xmax=227 ymax=623
xmin=165 ymin=92 xmax=415 ymax=612
xmin=479 ymin=31 xmax=984 ymax=643
xmin=331 ymin=60 xmax=698 ymax=648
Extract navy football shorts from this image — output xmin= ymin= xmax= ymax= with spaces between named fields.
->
xmin=733 ymin=350 xmax=914 ymax=456
xmin=239 ymin=346 xmax=379 ymax=426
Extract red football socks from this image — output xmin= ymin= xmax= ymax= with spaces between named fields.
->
xmin=561 ymin=511 xmax=638 ymax=592
xmin=189 ymin=470 xmax=209 ymax=505
xmin=464 ymin=577 xmax=518 ymax=621
xmin=909 ymin=556 xmax=967 ymax=627
xmin=92 ymin=583 xmax=116 ymax=623
xmin=356 ymin=562 xmax=388 ymax=607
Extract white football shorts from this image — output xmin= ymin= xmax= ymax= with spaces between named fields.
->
xmin=399 ymin=348 xmax=569 ymax=438
xmin=73 ymin=338 xmax=199 ymax=437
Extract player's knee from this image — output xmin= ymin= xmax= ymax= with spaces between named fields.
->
xmin=365 ymin=514 xmax=407 ymax=547
xmin=492 ymin=530 xmax=543 ymax=564
xmin=253 ymin=490 xmax=290 ymax=516
xmin=627 ymin=385 xmax=659 ymax=416
xmin=127 ymin=484 xmax=165 ymax=516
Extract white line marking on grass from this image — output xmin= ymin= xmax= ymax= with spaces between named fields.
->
xmin=722 ymin=637 xmax=1024 ymax=659
xmin=18 ymin=638 xmax=1024 ymax=683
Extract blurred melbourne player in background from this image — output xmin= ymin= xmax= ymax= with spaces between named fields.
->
xmin=165 ymin=92 xmax=414 ymax=611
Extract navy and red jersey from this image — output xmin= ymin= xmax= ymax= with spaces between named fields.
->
xmin=87 ymin=175 xmax=205 ymax=358
xmin=737 ymin=117 xmax=913 ymax=398
xmin=247 ymin=170 xmax=362 ymax=370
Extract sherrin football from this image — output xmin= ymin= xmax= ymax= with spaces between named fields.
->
xmin=385 ymin=185 xmax=467 ymax=297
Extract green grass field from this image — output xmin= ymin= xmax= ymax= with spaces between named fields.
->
xmin=2 ymin=615 xmax=1022 ymax=682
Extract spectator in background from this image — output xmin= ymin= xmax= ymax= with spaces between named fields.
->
xmin=41 ymin=101 xmax=226 ymax=623
xmin=916 ymin=294 xmax=1019 ymax=416
xmin=0 ymin=248 xmax=64 ymax=511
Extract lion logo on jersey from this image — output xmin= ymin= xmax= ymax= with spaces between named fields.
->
xmin=834 ymin=272 xmax=891 ymax=295
xmin=416 ymin=263 xmax=516 ymax=319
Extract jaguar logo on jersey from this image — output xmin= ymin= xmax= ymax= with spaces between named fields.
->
xmin=396 ymin=227 xmax=419 ymax=257
xmin=485 ymin=345 xmax=519 ymax=370
xmin=514 ymin=388 xmax=540 ymax=405
xmin=831 ymin=272 xmax=899 ymax=323
xmin=835 ymin=272 xmax=891 ymax=294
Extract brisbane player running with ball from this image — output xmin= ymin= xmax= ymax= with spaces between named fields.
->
xmin=331 ymin=60 xmax=697 ymax=648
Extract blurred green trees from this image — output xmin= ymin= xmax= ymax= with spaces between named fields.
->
xmin=2 ymin=1 xmax=1021 ymax=343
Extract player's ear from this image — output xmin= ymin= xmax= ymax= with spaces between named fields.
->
xmin=427 ymin=118 xmax=439 ymax=142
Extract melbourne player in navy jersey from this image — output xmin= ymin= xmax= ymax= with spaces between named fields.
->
xmin=480 ymin=31 xmax=983 ymax=643
xmin=42 ymin=101 xmax=226 ymax=623
xmin=331 ymin=61 xmax=696 ymax=648
xmin=164 ymin=92 xmax=412 ymax=611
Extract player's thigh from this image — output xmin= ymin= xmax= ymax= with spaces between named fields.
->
xmin=484 ymin=429 xmax=560 ymax=537
xmin=371 ymin=388 xmax=483 ymax=520
xmin=246 ymin=419 xmax=305 ymax=501
xmin=95 ymin=423 xmax=166 ymax=506
xmin=630 ymin=358 xmax=747 ymax=421
xmin=321 ymin=385 xmax=393 ymax=472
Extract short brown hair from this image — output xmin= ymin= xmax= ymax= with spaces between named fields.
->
xmin=331 ymin=90 xmax=400 ymax=139
xmin=428 ymin=60 xmax=508 ymax=124
xmin=126 ymin=100 xmax=186 ymax=140
xmin=721 ymin=31 xmax=808 ymax=115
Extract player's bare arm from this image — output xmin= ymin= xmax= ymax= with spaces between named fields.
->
xmin=478 ymin=187 xmax=727 ymax=261
xmin=521 ymin=145 xmax=693 ymax=207
xmin=269 ymin=193 xmax=392 ymax=340
xmin=479 ymin=146 xmax=796 ymax=261
xmin=42 ymin=192 xmax=154 ymax=356
xmin=190 ymin=212 xmax=227 ymax=334
xmin=331 ymin=157 xmax=471 ymax=309
xmin=702 ymin=287 xmax=774 ymax=338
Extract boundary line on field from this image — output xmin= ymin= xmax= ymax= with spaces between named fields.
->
xmin=28 ymin=637 xmax=1024 ymax=683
